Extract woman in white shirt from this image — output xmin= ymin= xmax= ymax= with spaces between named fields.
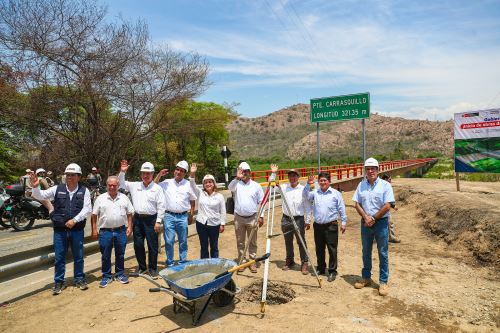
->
xmin=189 ymin=163 xmax=226 ymax=258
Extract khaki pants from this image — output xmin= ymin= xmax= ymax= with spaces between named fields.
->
xmin=234 ymin=213 xmax=258 ymax=261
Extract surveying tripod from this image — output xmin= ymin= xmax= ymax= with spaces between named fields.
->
xmin=236 ymin=172 xmax=322 ymax=313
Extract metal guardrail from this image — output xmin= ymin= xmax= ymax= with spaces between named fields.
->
xmin=252 ymin=158 xmax=437 ymax=185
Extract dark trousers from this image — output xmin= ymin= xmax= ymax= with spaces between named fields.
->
xmin=313 ymin=222 xmax=338 ymax=274
xmin=281 ymin=215 xmax=308 ymax=263
xmin=196 ymin=221 xmax=220 ymax=259
xmin=99 ymin=226 xmax=127 ymax=279
xmin=133 ymin=214 xmax=158 ymax=272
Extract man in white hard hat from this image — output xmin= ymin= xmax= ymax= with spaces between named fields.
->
xmin=119 ymin=160 xmax=165 ymax=278
xmin=87 ymin=166 xmax=103 ymax=187
xmin=352 ymin=157 xmax=395 ymax=296
xmin=30 ymin=163 xmax=92 ymax=295
xmin=228 ymin=161 xmax=264 ymax=273
xmin=35 ymin=168 xmax=54 ymax=214
xmin=154 ymin=160 xmax=196 ymax=267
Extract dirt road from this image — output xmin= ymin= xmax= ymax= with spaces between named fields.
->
xmin=1 ymin=178 xmax=498 ymax=332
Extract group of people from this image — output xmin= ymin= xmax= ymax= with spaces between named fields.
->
xmin=28 ymin=156 xmax=397 ymax=297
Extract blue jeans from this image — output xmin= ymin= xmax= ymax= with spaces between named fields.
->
xmin=99 ymin=227 xmax=127 ymax=279
xmin=163 ymin=212 xmax=188 ymax=266
xmin=361 ymin=217 xmax=389 ymax=283
xmin=196 ymin=221 xmax=220 ymax=259
xmin=53 ymin=228 xmax=85 ymax=283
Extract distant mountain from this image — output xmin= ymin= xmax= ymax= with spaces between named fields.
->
xmin=226 ymin=104 xmax=453 ymax=160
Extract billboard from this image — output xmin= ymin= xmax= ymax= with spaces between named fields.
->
xmin=454 ymin=108 xmax=500 ymax=173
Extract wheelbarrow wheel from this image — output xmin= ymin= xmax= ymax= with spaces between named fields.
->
xmin=212 ymin=278 xmax=236 ymax=307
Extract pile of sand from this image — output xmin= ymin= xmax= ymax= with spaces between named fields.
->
xmin=240 ymin=280 xmax=295 ymax=305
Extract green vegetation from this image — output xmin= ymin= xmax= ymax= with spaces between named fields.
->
xmin=423 ymin=158 xmax=500 ymax=181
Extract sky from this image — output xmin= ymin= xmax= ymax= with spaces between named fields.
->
xmin=105 ymin=0 xmax=500 ymax=120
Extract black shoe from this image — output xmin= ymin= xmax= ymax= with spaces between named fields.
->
xmin=327 ymin=273 xmax=337 ymax=282
xmin=149 ymin=269 xmax=159 ymax=280
xmin=135 ymin=268 xmax=148 ymax=275
xmin=52 ymin=282 xmax=65 ymax=295
xmin=75 ymin=280 xmax=88 ymax=290
xmin=315 ymin=266 xmax=325 ymax=275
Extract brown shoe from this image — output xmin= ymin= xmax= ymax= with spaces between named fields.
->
xmin=282 ymin=259 xmax=295 ymax=271
xmin=301 ymin=262 xmax=309 ymax=275
xmin=249 ymin=264 xmax=257 ymax=273
xmin=378 ymin=283 xmax=389 ymax=296
xmin=354 ymin=278 xmax=372 ymax=289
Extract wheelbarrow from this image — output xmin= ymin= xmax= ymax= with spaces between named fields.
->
xmin=131 ymin=253 xmax=270 ymax=326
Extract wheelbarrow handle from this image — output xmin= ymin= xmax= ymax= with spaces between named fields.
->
xmin=214 ymin=253 xmax=271 ymax=280
xmin=149 ymin=288 xmax=161 ymax=292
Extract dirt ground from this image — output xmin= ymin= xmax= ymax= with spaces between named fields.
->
xmin=1 ymin=178 xmax=499 ymax=333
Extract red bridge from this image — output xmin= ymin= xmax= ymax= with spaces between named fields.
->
xmin=252 ymin=158 xmax=438 ymax=191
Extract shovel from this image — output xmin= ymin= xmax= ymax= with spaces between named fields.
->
xmin=214 ymin=253 xmax=271 ymax=280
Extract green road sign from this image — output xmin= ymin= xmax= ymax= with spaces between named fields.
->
xmin=310 ymin=92 xmax=370 ymax=123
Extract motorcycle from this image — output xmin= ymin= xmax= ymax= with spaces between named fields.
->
xmin=0 ymin=185 xmax=12 ymax=228
xmin=5 ymin=184 xmax=50 ymax=231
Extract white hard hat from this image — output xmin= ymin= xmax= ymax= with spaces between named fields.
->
xmin=64 ymin=163 xmax=82 ymax=174
xmin=238 ymin=161 xmax=251 ymax=171
xmin=202 ymin=174 xmax=217 ymax=187
xmin=35 ymin=168 xmax=46 ymax=175
xmin=364 ymin=157 xmax=379 ymax=168
xmin=91 ymin=167 xmax=97 ymax=171
xmin=26 ymin=169 xmax=32 ymax=173
xmin=140 ymin=162 xmax=155 ymax=173
xmin=176 ymin=160 xmax=189 ymax=171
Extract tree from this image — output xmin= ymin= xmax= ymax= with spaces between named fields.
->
xmin=0 ymin=0 xmax=209 ymax=175
xmin=150 ymin=100 xmax=238 ymax=181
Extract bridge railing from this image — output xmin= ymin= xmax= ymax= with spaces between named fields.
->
xmin=250 ymin=158 xmax=436 ymax=183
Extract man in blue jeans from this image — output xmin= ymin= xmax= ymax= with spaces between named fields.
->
xmin=352 ymin=157 xmax=395 ymax=296
xmin=155 ymin=161 xmax=196 ymax=267
xmin=91 ymin=176 xmax=134 ymax=287
xmin=31 ymin=163 xmax=92 ymax=295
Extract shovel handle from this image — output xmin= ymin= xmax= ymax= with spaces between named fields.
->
xmin=215 ymin=253 xmax=271 ymax=279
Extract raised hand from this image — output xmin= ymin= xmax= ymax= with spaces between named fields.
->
xmin=307 ymin=174 xmax=315 ymax=185
xmin=29 ymin=172 xmax=39 ymax=188
xmin=190 ymin=163 xmax=198 ymax=178
xmin=159 ymin=169 xmax=169 ymax=177
xmin=120 ymin=160 xmax=129 ymax=173
xmin=270 ymin=164 xmax=278 ymax=173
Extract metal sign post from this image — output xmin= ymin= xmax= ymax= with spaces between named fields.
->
xmin=316 ymin=123 xmax=320 ymax=172
xmin=310 ymin=92 xmax=370 ymax=165
xmin=362 ymin=118 xmax=366 ymax=161
xmin=220 ymin=146 xmax=231 ymax=187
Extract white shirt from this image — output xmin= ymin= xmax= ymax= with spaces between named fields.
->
xmin=228 ymin=178 xmax=264 ymax=217
xmin=189 ymin=178 xmax=226 ymax=226
xmin=92 ymin=192 xmax=134 ymax=230
xmin=118 ymin=172 xmax=165 ymax=223
xmin=158 ymin=178 xmax=197 ymax=213
xmin=280 ymin=183 xmax=311 ymax=223
xmin=32 ymin=185 xmax=92 ymax=223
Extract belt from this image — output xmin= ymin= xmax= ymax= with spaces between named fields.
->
xmin=283 ymin=214 xmax=304 ymax=219
xmin=100 ymin=226 xmax=126 ymax=232
xmin=134 ymin=213 xmax=157 ymax=218
xmin=315 ymin=221 xmax=338 ymax=226
xmin=236 ymin=213 xmax=256 ymax=218
xmin=166 ymin=210 xmax=188 ymax=216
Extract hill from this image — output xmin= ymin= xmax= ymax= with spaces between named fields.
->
xmin=226 ymin=104 xmax=453 ymax=161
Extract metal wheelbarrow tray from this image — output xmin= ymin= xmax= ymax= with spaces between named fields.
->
xmin=132 ymin=258 xmax=240 ymax=325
